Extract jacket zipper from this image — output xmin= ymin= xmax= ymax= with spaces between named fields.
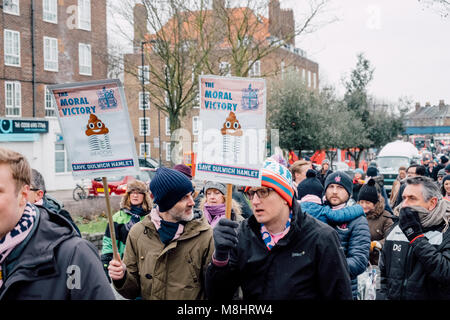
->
xmin=400 ymin=245 xmax=412 ymax=299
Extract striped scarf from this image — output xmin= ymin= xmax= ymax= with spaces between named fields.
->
xmin=0 ymin=203 xmax=37 ymax=288
xmin=260 ymin=212 xmax=292 ymax=251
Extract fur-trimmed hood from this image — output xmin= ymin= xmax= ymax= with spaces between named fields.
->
xmin=120 ymin=179 xmax=152 ymax=212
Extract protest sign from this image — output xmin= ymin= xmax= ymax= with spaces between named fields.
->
xmin=48 ymin=79 xmax=139 ymax=260
xmin=195 ymin=75 xmax=266 ymax=187
xmin=48 ymin=79 xmax=139 ymax=179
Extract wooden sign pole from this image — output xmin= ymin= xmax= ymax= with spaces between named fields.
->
xmin=102 ymin=177 xmax=120 ymax=261
xmin=225 ymin=184 xmax=233 ymax=219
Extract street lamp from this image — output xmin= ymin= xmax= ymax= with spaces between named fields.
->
xmin=141 ymin=41 xmax=148 ymax=160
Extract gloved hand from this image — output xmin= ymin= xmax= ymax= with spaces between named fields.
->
xmin=370 ymin=241 xmax=382 ymax=252
xmin=213 ymin=218 xmax=239 ymax=261
xmin=399 ymin=206 xmax=424 ymax=243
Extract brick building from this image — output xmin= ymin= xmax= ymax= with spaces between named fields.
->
xmin=0 ymin=0 xmax=107 ymax=190
xmin=124 ymin=0 xmax=319 ymax=167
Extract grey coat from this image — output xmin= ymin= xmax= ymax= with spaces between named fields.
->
xmin=0 ymin=205 xmax=115 ymax=300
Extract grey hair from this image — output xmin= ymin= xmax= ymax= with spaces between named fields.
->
xmin=31 ymin=168 xmax=46 ymax=193
xmin=405 ymin=176 xmax=442 ymax=201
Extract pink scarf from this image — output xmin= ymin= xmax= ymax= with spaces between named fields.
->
xmin=0 ymin=203 xmax=37 ymax=288
xmin=203 ymin=203 xmax=226 ymax=228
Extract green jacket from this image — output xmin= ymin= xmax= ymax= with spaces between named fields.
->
xmin=113 ymin=212 xmax=214 ymax=300
xmin=101 ymin=208 xmax=147 ymax=278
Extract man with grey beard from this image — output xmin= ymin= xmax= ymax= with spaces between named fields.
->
xmin=108 ymin=167 xmax=214 ymax=300
xmin=378 ymin=176 xmax=450 ymax=300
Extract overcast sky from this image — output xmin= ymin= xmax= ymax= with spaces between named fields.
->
xmin=287 ymin=0 xmax=450 ymax=106
xmin=108 ymin=0 xmax=450 ymax=107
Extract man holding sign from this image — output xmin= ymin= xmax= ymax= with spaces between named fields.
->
xmin=205 ymin=159 xmax=353 ymax=300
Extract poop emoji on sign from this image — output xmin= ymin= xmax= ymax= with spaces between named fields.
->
xmin=85 ymin=114 xmax=109 ymax=136
xmin=220 ymin=111 xmax=243 ymax=136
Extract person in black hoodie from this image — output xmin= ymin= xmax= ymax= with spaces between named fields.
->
xmin=205 ymin=159 xmax=352 ymax=300
xmin=0 ymin=147 xmax=114 ymax=300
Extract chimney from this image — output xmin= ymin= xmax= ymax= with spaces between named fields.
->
xmin=415 ymin=102 xmax=420 ymax=112
xmin=439 ymin=99 xmax=445 ymax=111
xmin=134 ymin=4 xmax=148 ymax=53
xmin=269 ymin=0 xmax=281 ymax=39
xmin=425 ymin=102 xmax=431 ymax=107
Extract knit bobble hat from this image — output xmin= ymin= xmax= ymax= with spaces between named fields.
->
xmin=358 ymin=178 xmax=379 ymax=204
xmin=366 ymin=166 xmax=379 ymax=177
xmin=324 ymin=171 xmax=353 ymax=197
xmin=261 ymin=159 xmax=294 ymax=207
xmin=297 ymin=169 xmax=324 ymax=200
xmin=150 ymin=167 xmax=194 ymax=212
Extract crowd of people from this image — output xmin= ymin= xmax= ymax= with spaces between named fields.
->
xmin=1 ymin=146 xmax=449 ymax=301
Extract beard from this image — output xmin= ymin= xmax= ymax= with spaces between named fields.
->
xmin=168 ymin=206 xmax=194 ymax=222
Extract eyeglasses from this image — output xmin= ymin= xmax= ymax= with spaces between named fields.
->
xmin=245 ymin=188 xmax=274 ymax=200
xmin=30 ymin=188 xmax=40 ymax=192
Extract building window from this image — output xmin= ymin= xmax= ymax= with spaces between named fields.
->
xmin=3 ymin=0 xmax=19 ymax=15
xmin=192 ymin=116 xmax=199 ymax=136
xmin=192 ymin=142 xmax=198 ymax=153
xmin=139 ymin=117 xmax=150 ymax=136
xmin=280 ymin=61 xmax=285 ymax=79
xmin=248 ymin=60 xmax=261 ymax=77
xmin=5 ymin=82 xmax=21 ymax=117
xmin=78 ymin=0 xmax=91 ymax=31
xmin=138 ymin=65 xmax=150 ymax=84
xmin=43 ymin=0 xmax=58 ymax=23
xmin=139 ymin=143 xmax=150 ymax=157
xmin=4 ymin=30 xmax=20 ymax=67
xmin=307 ymin=70 xmax=311 ymax=87
xmin=55 ymin=140 xmax=71 ymax=173
xmin=139 ymin=92 xmax=150 ymax=110
xmin=44 ymin=37 xmax=58 ymax=71
xmin=45 ymin=86 xmax=57 ymax=117
xmin=78 ymin=43 xmax=92 ymax=75
xmin=193 ymin=91 xmax=200 ymax=109
xmin=313 ymin=72 xmax=317 ymax=89
xmin=165 ymin=117 xmax=170 ymax=136
xmin=165 ymin=142 xmax=171 ymax=161
xmin=219 ymin=61 xmax=231 ymax=77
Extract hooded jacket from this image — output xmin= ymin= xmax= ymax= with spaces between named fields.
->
xmin=0 ymin=205 xmax=114 ymax=300
xmin=205 ymin=200 xmax=353 ymax=300
xmin=377 ymin=201 xmax=450 ymax=300
xmin=113 ymin=211 xmax=214 ymax=300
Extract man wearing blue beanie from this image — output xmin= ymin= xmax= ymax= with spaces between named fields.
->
xmin=108 ymin=167 xmax=214 ymax=300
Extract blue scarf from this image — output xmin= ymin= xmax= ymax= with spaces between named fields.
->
xmin=158 ymin=220 xmax=182 ymax=245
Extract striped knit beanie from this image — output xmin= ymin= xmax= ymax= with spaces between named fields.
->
xmin=261 ymin=159 xmax=294 ymax=207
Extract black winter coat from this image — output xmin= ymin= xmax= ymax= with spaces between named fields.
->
xmin=205 ymin=200 xmax=353 ymax=300
xmin=0 ymin=205 xmax=115 ymax=300
xmin=378 ymin=222 xmax=450 ymax=300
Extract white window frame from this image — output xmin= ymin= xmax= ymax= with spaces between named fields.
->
xmin=44 ymin=36 xmax=58 ymax=71
xmin=307 ymin=70 xmax=311 ymax=87
xmin=219 ymin=61 xmax=231 ymax=77
xmin=55 ymin=140 xmax=71 ymax=173
xmin=192 ymin=142 xmax=198 ymax=153
xmin=139 ymin=143 xmax=150 ymax=157
xmin=313 ymin=72 xmax=317 ymax=89
xmin=248 ymin=60 xmax=261 ymax=77
xmin=78 ymin=43 xmax=92 ymax=76
xmin=280 ymin=61 xmax=285 ymax=79
xmin=139 ymin=92 xmax=150 ymax=110
xmin=139 ymin=117 xmax=150 ymax=136
xmin=165 ymin=117 xmax=170 ymax=136
xmin=4 ymin=29 xmax=20 ymax=67
xmin=78 ymin=0 xmax=91 ymax=31
xmin=302 ymin=69 xmax=306 ymax=83
xmin=45 ymin=86 xmax=57 ymax=117
xmin=165 ymin=142 xmax=171 ymax=161
xmin=138 ymin=65 xmax=150 ymax=84
xmin=5 ymin=81 xmax=21 ymax=117
xmin=43 ymin=0 xmax=58 ymax=23
xmin=192 ymin=116 xmax=199 ymax=136
xmin=3 ymin=0 xmax=19 ymax=15
xmin=192 ymin=91 xmax=200 ymax=109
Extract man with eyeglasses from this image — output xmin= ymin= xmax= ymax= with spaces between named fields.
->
xmin=205 ymin=159 xmax=352 ymax=300
xmin=108 ymin=167 xmax=214 ymax=300
xmin=28 ymin=168 xmax=80 ymax=236
xmin=377 ymin=176 xmax=450 ymax=299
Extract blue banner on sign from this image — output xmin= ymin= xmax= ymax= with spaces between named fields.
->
xmin=72 ymin=159 xmax=134 ymax=172
xmin=197 ymin=162 xmax=259 ymax=179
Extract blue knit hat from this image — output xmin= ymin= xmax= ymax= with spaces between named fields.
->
xmin=324 ymin=171 xmax=353 ymax=197
xmin=150 ymin=167 xmax=194 ymax=212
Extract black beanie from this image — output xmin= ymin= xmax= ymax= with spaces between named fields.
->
xmin=297 ymin=169 xmax=323 ymax=200
xmin=324 ymin=171 xmax=353 ymax=197
xmin=441 ymin=155 xmax=449 ymax=164
xmin=358 ymin=179 xmax=379 ymax=204
xmin=366 ymin=166 xmax=379 ymax=177
xmin=149 ymin=167 xmax=194 ymax=212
